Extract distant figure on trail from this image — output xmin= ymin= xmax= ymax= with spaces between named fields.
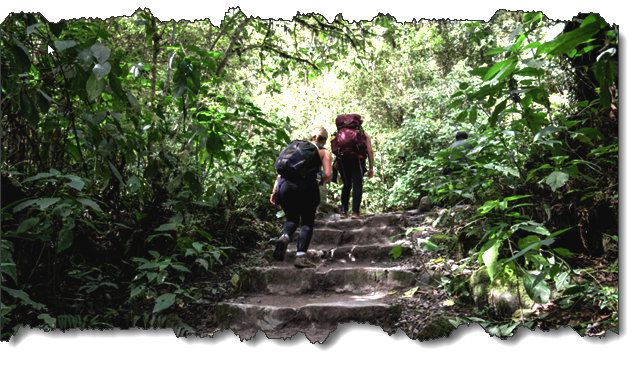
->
xmin=270 ymin=126 xmax=332 ymax=269
xmin=330 ymin=114 xmax=374 ymax=220
xmin=442 ymin=131 xmax=474 ymax=175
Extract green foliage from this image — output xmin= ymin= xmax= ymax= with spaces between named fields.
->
xmin=0 ymin=10 xmax=618 ymax=340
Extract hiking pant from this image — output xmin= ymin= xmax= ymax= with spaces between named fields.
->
xmin=278 ymin=179 xmax=318 ymax=253
xmin=340 ymin=158 xmax=365 ymax=214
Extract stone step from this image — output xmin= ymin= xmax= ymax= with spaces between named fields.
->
xmin=313 ymin=213 xmax=407 ymax=230
xmin=216 ymin=293 xmax=401 ymax=343
xmin=290 ymin=226 xmax=406 ymax=246
xmin=264 ymin=241 xmax=413 ymax=265
xmin=234 ymin=266 xmax=417 ymax=295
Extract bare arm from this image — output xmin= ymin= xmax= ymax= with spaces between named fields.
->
xmin=365 ymin=132 xmax=374 ymax=178
xmin=270 ymin=175 xmax=280 ymax=204
xmin=320 ymin=149 xmax=332 ymax=185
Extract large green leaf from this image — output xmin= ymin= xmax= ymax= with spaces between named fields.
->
xmin=17 ymin=217 xmax=40 ymax=233
xmin=544 ymin=23 xmax=566 ymax=42
xmin=167 ymin=174 xmax=183 ymax=192
xmin=77 ymin=48 xmax=94 ymax=66
xmin=66 ymin=176 xmax=85 ymax=191
xmin=35 ymin=198 xmax=61 ymax=210
xmin=54 ymin=40 xmax=77 ymax=52
xmin=1 ymin=286 xmax=46 ymax=310
xmin=1 ymin=262 xmax=18 ymax=285
xmin=108 ymin=74 xmax=125 ymax=100
xmin=153 ymin=293 xmax=176 ymax=313
xmin=518 ymin=235 xmax=541 ymax=251
xmin=576 ymin=127 xmax=605 ymax=140
xmin=127 ymin=91 xmax=141 ymax=111
xmin=546 ymin=171 xmax=569 ymax=191
xmin=468 ymin=67 xmax=490 ymax=78
xmin=22 ymin=172 xmax=55 ymax=183
xmin=482 ymin=239 xmax=501 ymax=281
xmin=144 ymin=161 xmax=159 ymax=179
xmin=417 ymin=239 xmax=439 ymax=252
xmin=206 ymin=131 xmax=223 ymax=155
xmin=108 ymin=161 xmax=125 ymax=188
xmin=156 ymin=223 xmax=180 ymax=231
xmin=126 ymin=175 xmax=141 ymax=192
xmin=501 ymin=238 xmax=555 ymax=268
xmin=484 ymin=47 xmax=508 ymax=56
xmin=492 ymin=61 xmax=517 ymax=83
xmin=13 ymin=199 xmax=37 ymax=213
xmin=76 ymin=198 xmax=103 ymax=212
xmin=594 ymin=53 xmax=616 ymax=108
xmin=20 ymin=92 xmax=40 ymax=128
xmin=86 ymin=74 xmax=105 ymax=101
xmin=533 ymin=125 xmax=562 ymax=142
xmin=57 ymin=229 xmax=73 ymax=253
xmin=483 ymin=58 xmax=516 ymax=82
xmin=517 ymin=224 xmax=550 ymax=236
xmin=36 ymin=90 xmax=52 ymax=115
xmin=183 ymin=171 xmax=202 ymax=199
xmin=483 ymin=163 xmax=520 ymax=178
xmin=90 ymin=42 xmax=110 ymax=64
xmin=538 ymin=16 xmax=604 ymax=56
xmin=523 ymin=274 xmax=550 ymax=303
xmin=92 ymin=61 xmax=111 ymax=80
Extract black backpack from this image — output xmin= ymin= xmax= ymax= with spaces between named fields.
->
xmin=275 ymin=140 xmax=321 ymax=180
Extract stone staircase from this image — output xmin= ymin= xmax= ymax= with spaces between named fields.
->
xmin=216 ymin=212 xmax=426 ymax=343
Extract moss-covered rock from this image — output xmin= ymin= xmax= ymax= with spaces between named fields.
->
xmin=416 ymin=316 xmax=456 ymax=340
xmin=233 ymin=268 xmax=267 ymax=295
xmin=389 ymin=304 xmax=402 ymax=323
xmin=215 ymin=303 xmax=245 ymax=329
xmin=453 ymin=229 xmax=480 ymax=259
xmin=469 ymin=266 xmax=533 ymax=320
xmin=429 ymin=233 xmax=453 ymax=244
xmin=429 ymin=233 xmax=457 ymax=252
xmin=262 ymin=249 xmax=274 ymax=263
xmin=316 ymin=201 xmax=339 ymax=220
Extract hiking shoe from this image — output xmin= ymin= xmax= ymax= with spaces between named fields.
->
xmin=273 ymin=235 xmax=290 ymax=261
xmin=340 ymin=212 xmax=348 ymax=219
xmin=294 ymin=255 xmax=316 ymax=269
xmin=351 ymin=212 xmax=364 ymax=219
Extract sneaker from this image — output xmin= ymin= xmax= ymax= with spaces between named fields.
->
xmin=340 ymin=212 xmax=348 ymax=219
xmin=351 ymin=212 xmax=364 ymax=219
xmin=294 ymin=255 xmax=317 ymax=269
xmin=273 ymin=235 xmax=290 ymax=261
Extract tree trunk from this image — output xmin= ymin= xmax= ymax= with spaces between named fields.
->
xmin=150 ymin=15 xmax=159 ymax=101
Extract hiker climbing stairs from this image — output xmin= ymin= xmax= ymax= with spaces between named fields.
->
xmin=216 ymin=212 xmax=424 ymax=343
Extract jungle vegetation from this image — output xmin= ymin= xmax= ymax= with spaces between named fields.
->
xmin=1 ymin=9 xmax=618 ymax=339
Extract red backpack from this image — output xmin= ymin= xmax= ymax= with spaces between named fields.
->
xmin=330 ymin=114 xmax=368 ymax=159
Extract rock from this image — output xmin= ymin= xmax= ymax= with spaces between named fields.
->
xmin=316 ymin=200 xmax=340 ymax=220
xmin=453 ymin=229 xmax=480 ymax=259
xmin=416 ymin=317 xmax=456 ymax=340
xmin=469 ymin=266 xmax=533 ymax=320
xmin=417 ymin=196 xmax=432 ymax=214
xmin=262 ymin=249 xmax=274 ymax=263
xmin=319 ymin=185 xmax=328 ymax=202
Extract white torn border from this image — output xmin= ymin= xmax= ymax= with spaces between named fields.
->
xmin=1 ymin=1 xmax=627 ymax=365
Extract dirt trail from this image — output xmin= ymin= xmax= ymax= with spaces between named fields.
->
xmin=216 ymin=211 xmax=442 ymax=343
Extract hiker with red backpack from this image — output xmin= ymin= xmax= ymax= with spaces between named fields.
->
xmin=269 ymin=126 xmax=332 ymax=269
xmin=330 ymin=114 xmax=374 ymax=219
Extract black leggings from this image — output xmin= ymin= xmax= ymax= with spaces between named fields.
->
xmin=278 ymin=179 xmax=318 ymax=253
xmin=340 ymin=158 xmax=364 ymax=214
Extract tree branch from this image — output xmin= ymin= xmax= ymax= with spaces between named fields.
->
xmin=215 ymin=16 xmax=250 ymax=77
xmin=261 ymin=44 xmax=319 ymax=70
